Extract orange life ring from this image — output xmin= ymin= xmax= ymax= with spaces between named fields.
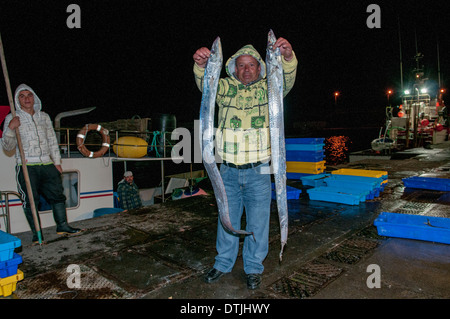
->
xmin=76 ymin=124 xmax=110 ymax=158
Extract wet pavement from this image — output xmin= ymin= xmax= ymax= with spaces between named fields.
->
xmin=3 ymin=142 xmax=450 ymax=303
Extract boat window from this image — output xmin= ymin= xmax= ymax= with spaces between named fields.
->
xmin=62 ymin=171 xmax=79 ymax=209
xmin=38 ymin=170 xmax=80 ymax=212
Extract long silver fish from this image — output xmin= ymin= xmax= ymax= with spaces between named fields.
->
xmin=266 ymin=29 xmax=288 ymax=261
xmin=199 ymin=37 xmax=253 ymax=237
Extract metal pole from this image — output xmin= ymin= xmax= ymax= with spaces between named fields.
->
xmin=398 ymin=17 xmax=404 ymax=92
xmin=437 ymin=39 xmax=441 ymax=88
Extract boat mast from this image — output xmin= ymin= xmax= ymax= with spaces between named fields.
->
xmin=437 ymin=38 xmax=441 ymax=88
xmin=398 ymin=17 xmax=404 ymax=92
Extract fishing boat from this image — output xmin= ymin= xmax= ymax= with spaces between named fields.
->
xmin=0 ymin=109 xmax=201 ymax=234
xmin=350 ymin=41 xmax=448 ymax=162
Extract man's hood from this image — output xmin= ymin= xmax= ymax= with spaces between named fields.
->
xmin=225 ymin=44 xmax=266 ymax=83
xmin=14 ymin=84 xmax=42 ymax=113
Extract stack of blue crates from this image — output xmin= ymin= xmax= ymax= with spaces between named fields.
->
xmin=0 ymin=230 xmax=23 ymax=297
xmin=285 ymin=138 xmax=326 ymax=179
xmin=306 ymin=169 xmax=388 ymax=205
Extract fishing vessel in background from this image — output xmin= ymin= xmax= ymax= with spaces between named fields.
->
xmin=350 ymin=32 xmax=448 ymax=162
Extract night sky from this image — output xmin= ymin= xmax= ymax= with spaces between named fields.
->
xmin=1 ymin=0 xmax=449 ymax=135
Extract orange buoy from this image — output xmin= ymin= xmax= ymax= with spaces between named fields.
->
xmin=76 ymin=124 xmax=110 ymax=158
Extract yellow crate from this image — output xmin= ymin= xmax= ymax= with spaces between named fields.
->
xmin=287 ymin=161 xmax=326 ymax=174
xmin=331 ymin=169 xmax=387 ymax=178
xmin=0 ymin=270 xmax=23 ymax=297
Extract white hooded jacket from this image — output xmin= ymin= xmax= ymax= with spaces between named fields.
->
xmin=1 ymin=84 xmax=61 ymax=165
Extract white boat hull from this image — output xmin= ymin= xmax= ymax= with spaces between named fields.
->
xmin=0 ymin=147 xmax=114 ymax=234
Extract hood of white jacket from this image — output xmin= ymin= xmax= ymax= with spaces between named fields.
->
xmin=14 ymin=84 xmax=42 ymax=113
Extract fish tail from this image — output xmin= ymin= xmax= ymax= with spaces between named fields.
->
xmin=279 ymin=242 xmax=286 ymax=263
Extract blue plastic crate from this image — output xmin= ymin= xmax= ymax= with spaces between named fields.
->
xmin=286 ymin=138 xmax=325 ymax=144
xmin=306 ymin=187 xmax=366 ymax=205
xmin=324 ymin=186 xmax=369 ymax=201
xmin=402 ymin=176 xmax=450 ymax=192
xmin=321 ymin=184 xmax=375 ymax=200
xmin=286 ymin=150 xmax=325 ymax=162
xmin=340 ymin=187 xmax=377 ymax=200
xmin=271 ymin=183 xmax=302 ymax=200
xmin=300 ymin=173 xmax=330 ymax=187
xmin=374 ymin=212 xmax=450 ymax=244
xmin=286 ymin=144 xmax=325 ymax=151
xmin=0 ymin=253 xmax=22 ymax=278
xmin=325 ymin=178 xmax=379 ymax=192
xmin=327 ymin=174 xmax=385 ymax=186
xmin=0 ymin=231 xmax=21 ymax=262
xmin=287 ymin=172 xmax=313 ymax=180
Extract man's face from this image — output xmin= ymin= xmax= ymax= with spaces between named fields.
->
xmin=235 ymin=55 xmax=261 ymax=85
xmin=18 ymin=90 xmax=35 ymax=113
xmin=124 ymin=175 xmax=133 ymax=184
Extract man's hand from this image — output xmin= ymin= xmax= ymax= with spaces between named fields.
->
xmin=55 ymin=165 xmax=63 ymax=174
xmin=275 ymin=37 xmax=294 ymax=61
xmin=193 ymin=47 xmax=211 ymax=68
xmin=8 ymin=116 xmax=21 ymax=130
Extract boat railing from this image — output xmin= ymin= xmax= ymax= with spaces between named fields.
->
xmin=56 ymin=128 xmax=176 ymax=159
xmin=0 ymin=190 xmax=22 ymax=234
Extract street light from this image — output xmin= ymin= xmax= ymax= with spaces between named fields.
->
xmin=334 ymin=91 xmax=339 ymax=105
xmin=387 ymin=89 xmax=393 ymax=105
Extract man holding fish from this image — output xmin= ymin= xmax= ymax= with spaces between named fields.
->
xmin=193 ymin=35 xmax=297 ymax=289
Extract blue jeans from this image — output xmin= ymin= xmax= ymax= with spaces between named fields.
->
xmin=213 ymin=162 xmax=272 ymax=275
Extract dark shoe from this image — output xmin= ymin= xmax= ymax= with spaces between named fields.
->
xmin=52 ymin=202 xmax=82 ymax=235
xmin=204 ymin=268 xmax=224 ymax=283
xmin=56 ymin=222 xmax=82 ymax=235
xmin=246 ymin=274 xmax=261 ymax=290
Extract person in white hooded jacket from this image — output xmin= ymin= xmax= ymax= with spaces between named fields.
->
xmin=2 ymin=84 xmax=81 ymax=243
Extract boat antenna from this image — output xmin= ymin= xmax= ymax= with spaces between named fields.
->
xmin=415 ymin=29 xmax=418 ymax=65
xmin=398 ymin=16 xmax=404 ymax=92
xmin=437 ymin=37 xmax=441 ymax=88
